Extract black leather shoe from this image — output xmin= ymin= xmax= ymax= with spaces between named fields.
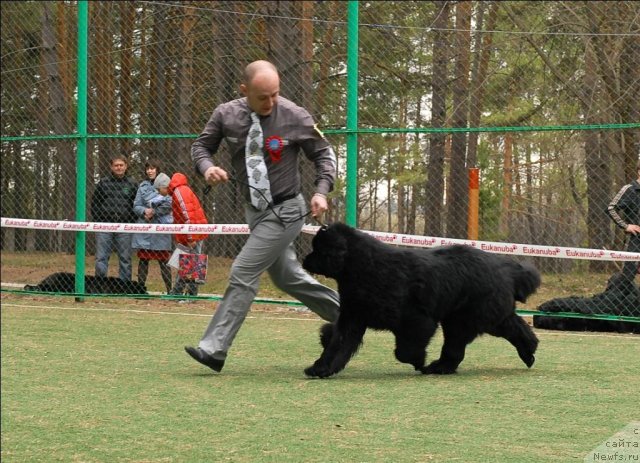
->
xmin=184 ymin=346 xmax=225 ymax=372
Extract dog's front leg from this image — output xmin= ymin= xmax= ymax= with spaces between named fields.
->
xmin=305 ymin=318 xmax=366 ymax=378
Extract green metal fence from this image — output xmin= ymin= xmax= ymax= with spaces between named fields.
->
xmin=1 ymin=1 xmax=639 ymax=324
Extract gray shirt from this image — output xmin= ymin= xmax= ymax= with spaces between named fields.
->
xmin=191 ymin=96 xmax=337 ymax=204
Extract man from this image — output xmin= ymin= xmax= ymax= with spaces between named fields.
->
xmin=185 ymin=60 xmax=340 ymax=372
xmin=90 ymin=155 xmax=137 ymax=281
xmin=606 ymin=159 xmax=640 ymax=281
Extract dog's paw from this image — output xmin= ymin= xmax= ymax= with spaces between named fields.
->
xmin=420 ymin=360 xmax=457 ymax=375
xmin=304 ymin=363 xmax=334 ymax=379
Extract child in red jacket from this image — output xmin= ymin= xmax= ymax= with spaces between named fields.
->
xmin=155 ymin=172 xmax=209 ymax=301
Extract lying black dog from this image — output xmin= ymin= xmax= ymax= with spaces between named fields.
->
xmin=24 ymin=272 xmax=147 ymax=295
xmin=533 ymin=273 xmax=640 ymax=334
xmin=302 ymin=223 xmax=540 ymax=378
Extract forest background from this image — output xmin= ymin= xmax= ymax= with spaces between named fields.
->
xmin=1 ymin=1 xmax=639 ymax=279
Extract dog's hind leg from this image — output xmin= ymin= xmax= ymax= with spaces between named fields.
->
xmin=304 ymin=318 xmax=367 ymax=378
xmin=488 ymin=313 xmax=538 ymax=368
xmin=421 ymin=317 xmax=477 ymax=375
xmin=393 ymin=317 xmax=438 ymax=371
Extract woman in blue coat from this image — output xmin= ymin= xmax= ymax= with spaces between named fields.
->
xmin=132 ymin=160 xmax=173 ymax=292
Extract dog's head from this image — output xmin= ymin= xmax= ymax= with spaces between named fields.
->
xmin=303 ymin=223 xmax=350 ymax=279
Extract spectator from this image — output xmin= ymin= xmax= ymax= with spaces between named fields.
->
xmin=132 ymin=161 xmax=173 ymax=293
xmin=184 ymin=60 xmax=340 ymax=373
xmin=606 ymin=159 xmax=640 ymax=281
xmin=90 ymin=155 xmax=137 ymax=281
xmin=157 ymin=172 xmax=208 ymax=301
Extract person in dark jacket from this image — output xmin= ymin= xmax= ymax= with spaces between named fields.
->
xmin=606 ymin=159 xmax=640 ymax=282
xmin=91 ymin=155 xmax=138 ymax=281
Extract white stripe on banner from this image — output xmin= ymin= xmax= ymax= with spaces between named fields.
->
xmin=2 ymin=217 xmax=639 ymax=262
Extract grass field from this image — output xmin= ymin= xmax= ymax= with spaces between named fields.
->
xmin=1 ymin=293 xmax=638 ymax=462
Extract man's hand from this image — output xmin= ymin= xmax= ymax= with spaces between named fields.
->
xmin=626 ymin=224 xmax=640 ymax=235
xmin=310 ymin=193 xmax=328 ymax=223
xmin=204 ymin=166 xmax=229 ymax=185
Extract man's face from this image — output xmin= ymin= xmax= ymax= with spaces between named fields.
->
xmin=111 ymin=160 xmax=127 ymax=178
xmin=240 ymin=71 xmax=280 ymax=116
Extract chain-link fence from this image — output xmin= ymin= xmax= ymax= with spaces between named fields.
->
xmin=1 ymin=1 xmax=639 ymax=327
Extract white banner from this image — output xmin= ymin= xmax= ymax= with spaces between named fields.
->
xmin=2 ymin=217 xmax=639 ymax=262
xmin=300 ymin=225 xmax=640 ymax=262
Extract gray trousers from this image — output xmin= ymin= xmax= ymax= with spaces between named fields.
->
xmin=198 ymin=195 xmax=340 ymax=360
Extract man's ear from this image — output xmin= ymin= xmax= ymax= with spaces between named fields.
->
xmin=239 ymin=83 xmax=247 ymax=96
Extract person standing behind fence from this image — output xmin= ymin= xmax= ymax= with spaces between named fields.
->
xmin=606 ymin=159 xmax=640 ymax=281
xmin=132 ymin=161 xmax=173 ymax=293
xmin=156 ymin=172 xmax=208 ymax=301
xmin=184 ymin=60 xmax=340 ymax=373
xmin=91 ymin=155 xmax=137 ymax=281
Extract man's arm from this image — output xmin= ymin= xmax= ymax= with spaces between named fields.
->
xmin=606 ymin=184 xmax=631 ymax=230
xmin=298 ymin=114 xmax=337 ymax=219
xmin=191 ymin=106 xmax=231 ymax=185
xmin=298 ymin=114 xmax=337 ymax=196
xmin=192 ymin=107 xmax=224 ymax=177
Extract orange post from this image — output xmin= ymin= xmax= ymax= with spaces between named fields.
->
xmin=467 ymin=168 xmax=480 ymax=240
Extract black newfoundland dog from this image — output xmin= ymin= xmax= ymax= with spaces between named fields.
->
xmin=533 ymin=273 xmax=640 ymax=334
xmin=302 ymin=223 xmax=540 ymax=378
xmin=24 ymin=272 xmax=147 ymax=295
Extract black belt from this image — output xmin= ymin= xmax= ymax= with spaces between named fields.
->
xmin=272 ymin=193 xmax=298 ymax=205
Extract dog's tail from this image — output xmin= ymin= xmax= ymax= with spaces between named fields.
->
xmin=511 ymin=262 xmax=541 ymax=303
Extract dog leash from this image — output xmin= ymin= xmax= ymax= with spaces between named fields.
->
xmin=204 ymin=175 xmax=325 ymax=227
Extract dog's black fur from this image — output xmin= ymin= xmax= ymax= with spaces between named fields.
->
xmin=533 ymin=273 xmax=640 ymax=334
xmin=24 ymin=272 xmax=147 ymax=295
xmin=302 ymin=223 xmax=541 ymax=378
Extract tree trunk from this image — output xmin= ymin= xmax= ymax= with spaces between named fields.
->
xmin=177 ymin=2 xmax=196 ymax=175
xmin=619 ymin=30 xmax=640 ymax=179
xmin=316 ymin=1 xmax=338 ymax=124
xmin=467 ymin=1 xmax=498 ymax=168
xmin=119 ymin=2 xmax=135 ymax=158
xmin=447 ymin=1 xmax=472 ymax=239
xmin=499 ymin=133 xmax=513 ymax=238
xmin=424 ymin=1 xmax=449 ymax=237
xmin=583 ymin=40 xmax=611 ymax=272
xmin=42 ymin=2 xmax=72 ymax=250
xmin=149 ymin=3 xmax=169 ymax=159
xmin=92 ymin=2 xmax=117 ymax=174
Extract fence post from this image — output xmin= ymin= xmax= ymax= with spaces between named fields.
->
xmin=467 ymin=167 xmax=480 ymax=240
xmin=74 ymin=0 xmax=89 ymax=301
xmin=345 ymin=0 xmax=359 ymax=227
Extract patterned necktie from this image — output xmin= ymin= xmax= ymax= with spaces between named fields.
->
xmin=245 ymin=112 xmax=272 ymax=210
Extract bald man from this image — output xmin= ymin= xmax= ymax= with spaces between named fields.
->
xmin=186 ymin=60 xmax=340 ymax=373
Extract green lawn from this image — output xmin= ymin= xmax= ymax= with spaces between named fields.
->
xmin=1 ymin=295 xmax=638 ymax=462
